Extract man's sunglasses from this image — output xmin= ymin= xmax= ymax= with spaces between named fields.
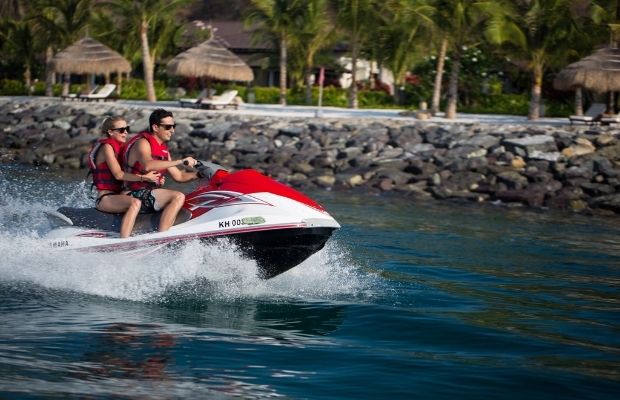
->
xmin=109 ymin=126 xmax=130 ymax=133
xmin=158 ymin=123 xmax=176 ymax=130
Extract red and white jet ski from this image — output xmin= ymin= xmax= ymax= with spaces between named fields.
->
xmin=45 ymin=162 xmax=340 ymax=279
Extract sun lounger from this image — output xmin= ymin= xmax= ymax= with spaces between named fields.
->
xmin=601 ymin=112 xmax=620 ymax=125
xmin=61 ymin=85 xmax=99 ymax=101
xmin=80 ymin=84 xmax=117 ymax=102
xmin=178 ymin=88 xmax=217 ymax=108
xmin=569 ymin=103 xmax=606 ymax=125
xmin=199 ymin=90 xmax=239 ymax=110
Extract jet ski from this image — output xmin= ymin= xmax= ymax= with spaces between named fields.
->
xmin=45 ymin=162 xmax=340 ymax=279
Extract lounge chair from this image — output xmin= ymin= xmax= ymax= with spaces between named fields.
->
xmin=61 ymin=85 xmax=98 ymax=101
xmin=80 ymin=84 xmax=117 ymax=102
xmin=199 ymin=90 xmax=239 ymax=110
xmin=601 ymin=112 xmax=620 ymax=125
xmin=569 ymin=103 xmax=606 ymax=125
xmin=178 ymin=88 xmax=217 ymax=108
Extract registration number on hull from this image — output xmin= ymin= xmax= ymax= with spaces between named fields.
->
xmin=218 ymin=216 xmax=265 ymax=229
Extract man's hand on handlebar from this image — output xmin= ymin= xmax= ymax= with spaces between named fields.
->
xmin=180 ymin=157 xmax=198 ymax=168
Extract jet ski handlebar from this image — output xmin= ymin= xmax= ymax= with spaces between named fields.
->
xmin=184 ymin=159 xmax=228 ymax=180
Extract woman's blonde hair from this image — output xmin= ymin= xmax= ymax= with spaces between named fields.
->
xmin=101 ymin=116 xmax=125 ymax=136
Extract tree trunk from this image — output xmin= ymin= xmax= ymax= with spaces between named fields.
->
xmin=62 ymin=73 xmax=70 ymax=96
xmin=279 ymin=36 xmax=287 ymax=106
xmin=574 ymin=87 xmax=583 ymax=115
xmin=445 ymin=49 xmax=461 ymax=119
xmin=431 ymin=37 xmax=448 ymax=115
xmin=45 ymin=46 xmax=54 ymax=97
xmin=305 ymin=67 xmax=313 ymax=105
xmin=141 ymin=18 xmax=156 ymax=102
xmin=349 ymin=40 xmax=359 ymax=109
xmin=528 ymin=65 xmax=543 ymax=120
xmin=24 ymin=64 xmax=31 ymax=95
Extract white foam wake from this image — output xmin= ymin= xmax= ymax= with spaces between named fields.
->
xmin=0 ymin=166 xmax=373 ymax=302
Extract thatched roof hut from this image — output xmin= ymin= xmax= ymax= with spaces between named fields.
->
xmin=52 ymin=37 xmax=131 ymax=75
xmin=553 ymin=47 xmax=620 ymax=93
xmin=166 ymin=37 xmax=254 ymax=83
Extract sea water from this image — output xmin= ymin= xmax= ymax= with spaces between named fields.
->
xmin=0 ymin=164 xmax=619 ymax=399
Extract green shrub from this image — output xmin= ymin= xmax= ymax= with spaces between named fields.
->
xmin=0 ymin=79 xmax=25 ymax=95
xmin=399 ymin=81 xmax=434 ymax=108
xmin=286 ymin=87 xmax=309 ymax=105
xmin=30 ymin=81 xmax=43 ymax=95
xmin=252 ymin=86 xmax=281 ymax=104
xmin=237 ymin=85 xmax=396 ymax=108
xmin=358 ymin=90 xmax=394 ymax=108
xmin=320 ymin=87 xmax=348 ymax=107
xmin=460 ymin=93 xmax=573 ymax=117
xmin=31 ymin=82 xmax=63 ymax=96
xmin=118 ymin=79 xmax=172 ymax=100
xmin=460 ymin=93 xmax=530 ymax=115
xmin=283 ymin=86 xmax=348 ymax=107
xmin=544 ymin=100 xmax=572 ymax=118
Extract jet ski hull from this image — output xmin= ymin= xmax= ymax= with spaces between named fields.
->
xmin=221 ymin=226 xmax=336 ymax=279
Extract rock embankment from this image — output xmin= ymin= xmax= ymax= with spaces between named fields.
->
xmin=1 ymin=97 xmax=619 ymax=214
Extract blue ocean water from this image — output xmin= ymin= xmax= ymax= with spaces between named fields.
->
xmin=0 ymin=164 xmax=619 ymax=399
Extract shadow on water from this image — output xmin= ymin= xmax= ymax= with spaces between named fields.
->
xmin=0 ymin=278 xmax=347 ymax=398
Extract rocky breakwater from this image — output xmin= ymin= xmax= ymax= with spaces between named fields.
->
xmin=1 ymin=97 xmax=619 ymax=215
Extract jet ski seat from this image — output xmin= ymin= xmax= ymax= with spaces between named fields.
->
xmin=50 ymin=207 xmax=192 ymax=235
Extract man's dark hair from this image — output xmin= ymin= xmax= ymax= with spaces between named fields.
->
xmin=149 ymin=108 xmax=174 ymax=132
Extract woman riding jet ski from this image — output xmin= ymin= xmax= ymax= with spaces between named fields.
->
xmin=45 ymin=161 xmax=340 ymax=279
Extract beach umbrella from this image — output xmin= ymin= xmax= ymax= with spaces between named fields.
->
xmin=166 ymin=37 xmax=254 ymax=87
xmin=51 ymin=37 xmax=131 ymax=94
xmin=52 ymin=36 xmax=131 ymax=75
xmin=553 ymin=47 xmax=620 ymax=93
xmin=553 ymin=47 xmax=620 ymax=115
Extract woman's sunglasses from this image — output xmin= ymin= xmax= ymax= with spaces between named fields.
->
xmin=110 ymin=126 xmax=130 ymax=133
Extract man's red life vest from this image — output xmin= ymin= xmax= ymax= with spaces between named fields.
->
xmin=87 ymin=138 xmax=124 ymax=192
xmin=121 ymin=131 xmax=169 ymax=191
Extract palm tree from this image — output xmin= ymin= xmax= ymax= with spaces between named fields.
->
xmin=31 ymin=0 xmax=93 ymax=96
xmin=0 ymin=1 xmax=30 ymax=91
xmin=485 ymin=0 xmax=605 ymax=119
xmin=335 ymin=0 xmax=378 ymax=108
xmin=0 ymin=18 xmax=39 ymax=93
xmin=430 ymin=35 xmax=448 ymax=114
xmin=100 ymin=0 xmax=190 ymax=102
xmin=290 ymin=0 xmax=335 ymax=105
xmin=378 ymin=0 xmax=435 ymax=103
xmin=246 ymin=0 xmax=308 ymax=106
xmin=431 ymin=0 xmax=499 ymax=119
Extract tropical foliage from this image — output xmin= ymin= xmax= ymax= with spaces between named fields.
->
xmin=335 ymin=0 xmax=379 ymax=108
xmin=246 ymin=0 xmax=312 ymax=105
xmin=30 ymin=0 xmax=93 ymax=95
xmin=484 ymin=0 xmax=608 ymax=119
xmin=0 ymin=0 xmax=616 ymax=117
xmin=97 ymin=0 xmax=191 ymax=102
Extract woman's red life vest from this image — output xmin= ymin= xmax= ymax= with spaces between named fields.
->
xmin=87 ymin=138 xmax=124 ymax=192
xmin=121 ymin=131 xmax=169 ymax=191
